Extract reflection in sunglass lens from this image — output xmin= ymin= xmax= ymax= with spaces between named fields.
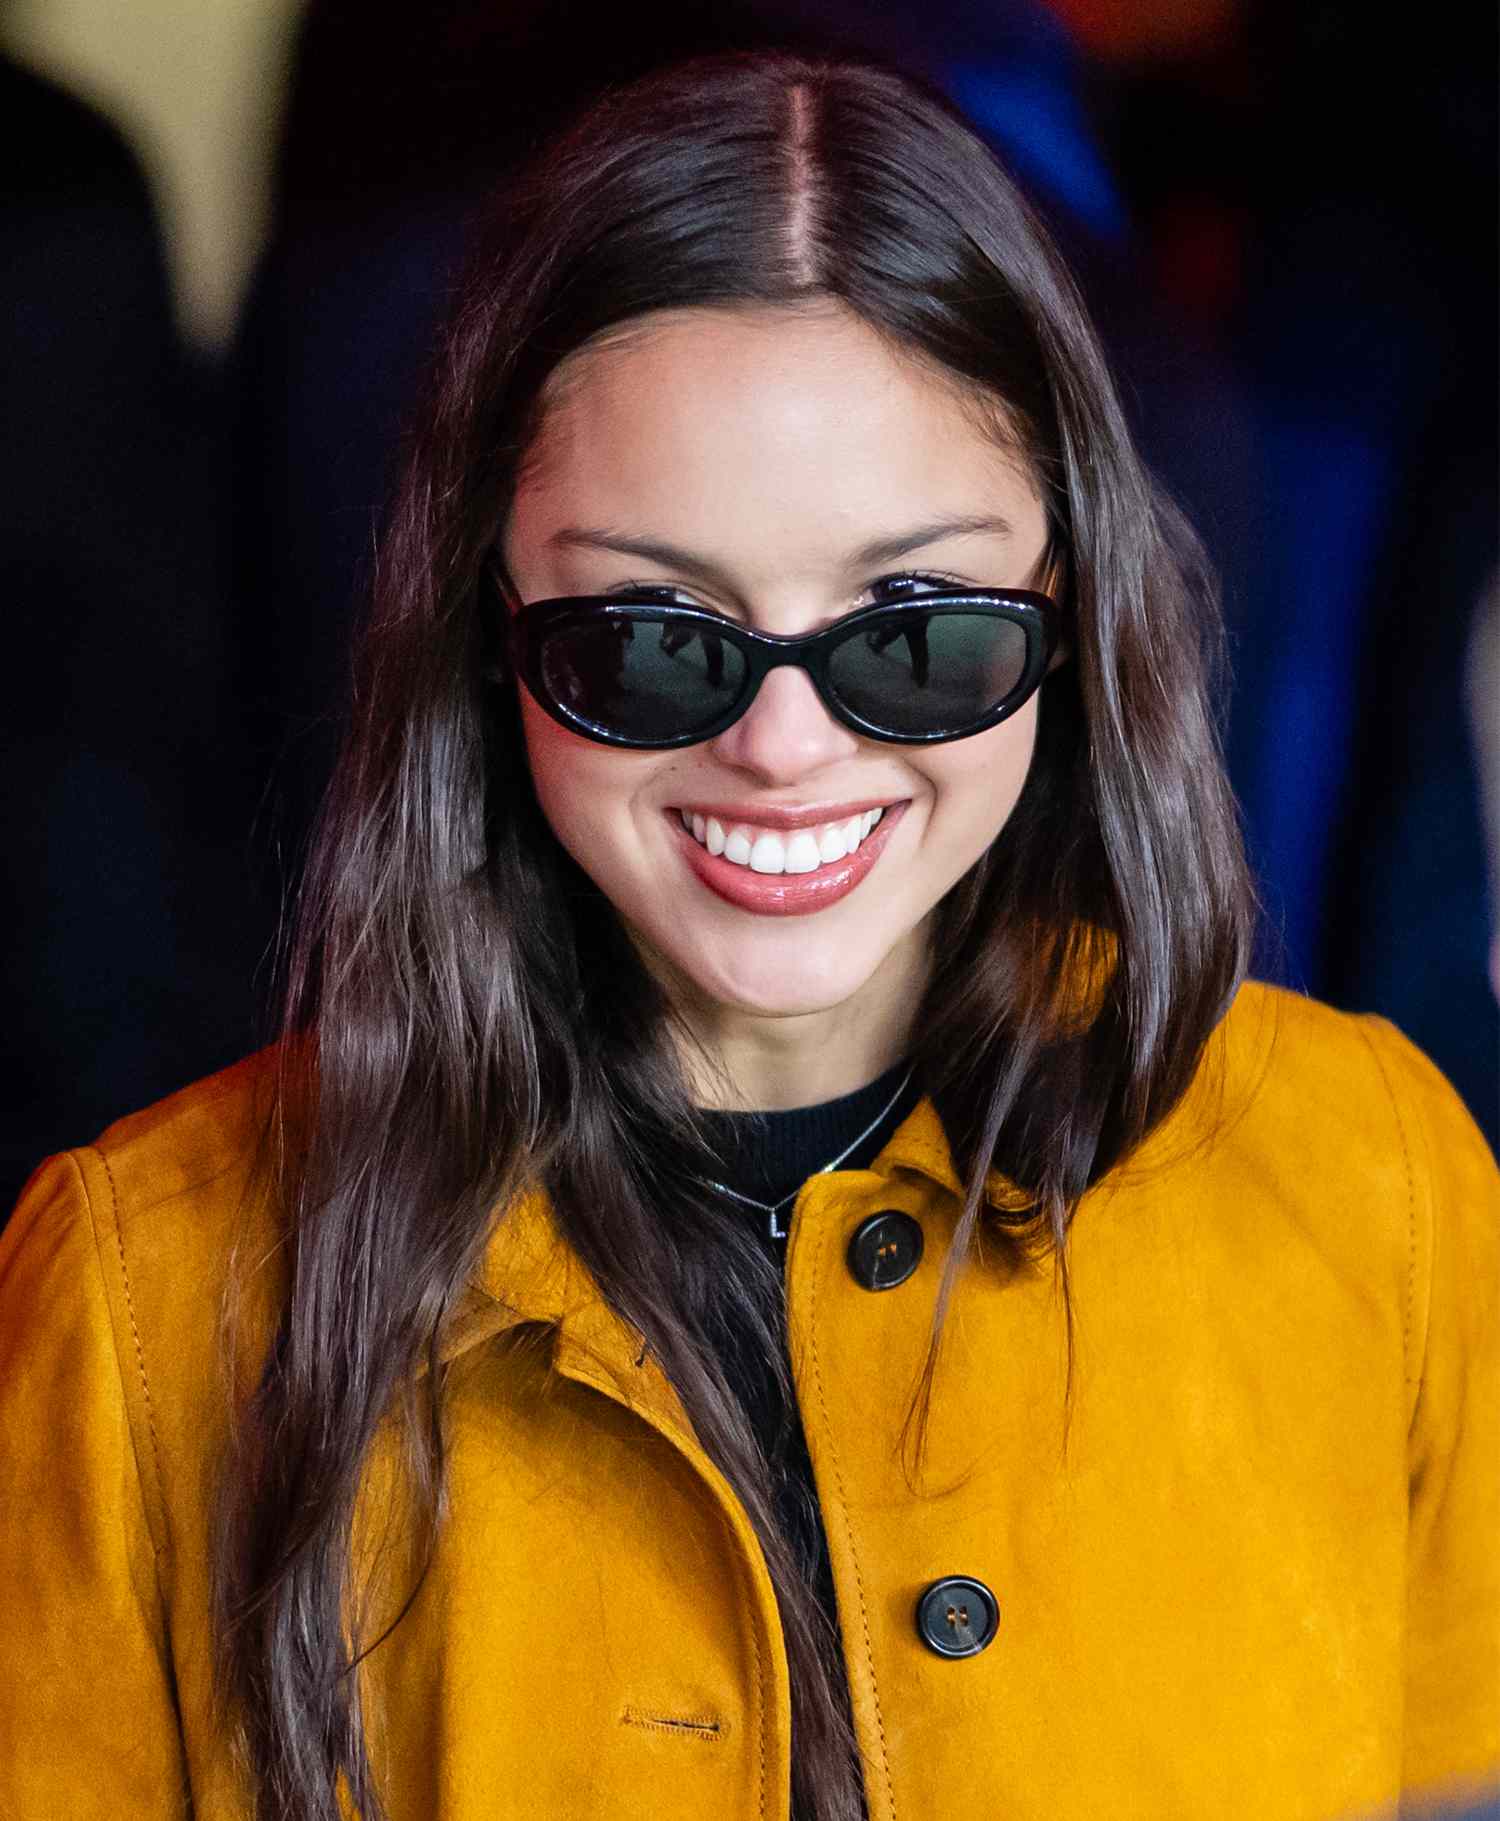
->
xmin=826 ymin=610 xmax=1031 ymax=734
xmin=539 ymin=612 xmax=749 ymax=739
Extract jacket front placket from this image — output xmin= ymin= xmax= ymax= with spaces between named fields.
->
xmin=780 ymin=1101 xmax=1039 ymax=1821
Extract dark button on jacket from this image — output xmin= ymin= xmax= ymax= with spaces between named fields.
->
xmin=916 ymin=1576 xmax=1000 ymax=1658
xmin=846 ymin=1209 xmax=923 ymax=1289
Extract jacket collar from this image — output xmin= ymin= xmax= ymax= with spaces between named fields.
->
xmin=435 ymin=1096 xmax=1026 ymax=1400
xmin=875 ymin=1093 xmax=1034 ymax=1214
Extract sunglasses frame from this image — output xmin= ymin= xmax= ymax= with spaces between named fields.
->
xmin=495 ymin=586 xmax=1061 ymax=750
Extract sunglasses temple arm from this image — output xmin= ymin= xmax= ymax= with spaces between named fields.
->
xmin=908 ymin=621 xmax=930 ymax=688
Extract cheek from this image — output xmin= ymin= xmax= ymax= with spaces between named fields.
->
xmin=518 ymin=694 xmax=612 ymax=856
xmin=518 ymin=692 xmax=659 ymax=875
xmin=927 ymin=700 xmax=1039 ymax=842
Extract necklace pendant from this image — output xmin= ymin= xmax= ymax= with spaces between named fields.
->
xmin=769 ymin=1207 xmax=788 ymax=1241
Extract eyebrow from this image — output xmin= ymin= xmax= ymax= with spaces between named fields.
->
xmin=549 ymin=513 xmax=1016 ymax=584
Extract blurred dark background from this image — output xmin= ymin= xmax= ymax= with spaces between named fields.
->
xmin=3 ymin=0 xmax=1497 ymax=1218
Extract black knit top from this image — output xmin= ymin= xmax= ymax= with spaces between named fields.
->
xmin=693 ymin=1057 xmax=924 ymax=1636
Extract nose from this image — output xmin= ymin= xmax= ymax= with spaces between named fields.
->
xmin=706 ymin=663 xmax=862 ymax=783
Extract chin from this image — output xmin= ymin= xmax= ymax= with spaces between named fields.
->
xmin=679 ymin=941 xmax=886 ymax=1021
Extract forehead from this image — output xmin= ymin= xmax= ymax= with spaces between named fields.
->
xmin=508 ymin=303 xmax=1041 ymax=566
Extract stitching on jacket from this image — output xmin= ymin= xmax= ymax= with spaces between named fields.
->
xmin=93 ymin=1144 xmax=169 ymax=1555
xmin=620 ymin=1705 xmax=727 ymax=1742
xmin=1356 ymin=1022 xmax=1421 ymax=1397
xmin=696 ymin=1442 xmax=766 ymax=1809
xmin=742 ymin=1481 xmax=768 ymax=1818
xmin=805 ymin=1205 xmax=893 ymax=1809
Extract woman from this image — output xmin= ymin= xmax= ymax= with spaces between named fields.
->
xmin=1 ymin=44 xmax=1495 ymax=1821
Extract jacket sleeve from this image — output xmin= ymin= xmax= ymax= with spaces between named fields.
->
xmin=1363 ymin=1018 xmax=1500 ymax=1812
xmin=0 ymin=1150 xmax=193 ymax=1815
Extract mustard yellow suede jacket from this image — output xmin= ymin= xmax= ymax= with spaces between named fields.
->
xmin=1 ymin=980 xmax=1496 ymax=1820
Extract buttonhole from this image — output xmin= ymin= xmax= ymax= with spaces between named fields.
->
xmin=621 ymin=1704 xmax=726 ymax=1742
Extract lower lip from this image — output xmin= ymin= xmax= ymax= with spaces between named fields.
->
xmin=668 ymin=803 xmax=909 ymax=917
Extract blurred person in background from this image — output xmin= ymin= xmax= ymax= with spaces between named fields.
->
xmin=0 ymin=51 xmax=259 ymax=1213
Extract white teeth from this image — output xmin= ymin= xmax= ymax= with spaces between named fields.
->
xmin=748 ymin=833 xmax=784 ymax=873
xmin=677 ymin=805 xmax=890 ymax=875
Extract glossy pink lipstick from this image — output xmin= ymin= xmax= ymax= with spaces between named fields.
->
xmin=667 ymin=801 xmax=908 ymax=917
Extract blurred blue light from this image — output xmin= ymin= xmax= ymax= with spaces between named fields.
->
xmin=946 ymin=60 xmax=1128 ymax=245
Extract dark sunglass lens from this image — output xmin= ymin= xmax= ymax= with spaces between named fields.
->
xmin=826 ymin=610 xmax=1032 ymax=734
xmin=539 ymin=612 xmax=748 ymax=740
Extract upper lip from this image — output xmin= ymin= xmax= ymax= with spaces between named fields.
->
xmin=669 ymin=799 xmax=906 ymax=831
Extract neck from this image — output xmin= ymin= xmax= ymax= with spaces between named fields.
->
xmin=662 ymin=929 xmax=930 ymax=1112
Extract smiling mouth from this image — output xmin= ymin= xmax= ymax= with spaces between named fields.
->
xmin=665 ymin=799 xmax=911 ymax=918
xmin=673 ymin=806 xmax=893 ymax=875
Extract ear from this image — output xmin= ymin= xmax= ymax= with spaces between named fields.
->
xmin=485 ymin=551 xmax=522 ymax=612
xmin=479 ymin=555 xmax=523 ymax=688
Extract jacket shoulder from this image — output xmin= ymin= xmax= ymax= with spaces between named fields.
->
xmin=2 ymin=1050 xmax=290 ymax=1560
xmin=6 ymin=1045 xmax=285 ymax=1277
xmin=86 ymin=1045 xmax=284 ymax=1212
xmin=1210 ymin=977 xmax=1495 ymax=1171
xmin=1175 ymin=979 xmax=1499 ymax=1405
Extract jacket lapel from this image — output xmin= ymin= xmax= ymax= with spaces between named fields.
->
xmin=435 ymin=1180 xmax=695 ymax=1440
xmin=435 ymin=1097 xmax=1022 ymax=1421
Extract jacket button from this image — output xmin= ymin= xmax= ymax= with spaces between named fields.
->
xmin=846 ymin=1210 xmax=923 ymax=1290
xmin=915 ymin=1576 xmax=999 ymax=1658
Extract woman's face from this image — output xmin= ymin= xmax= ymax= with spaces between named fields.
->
xmin=500 ymin=301 xmax=1052 ymax=1054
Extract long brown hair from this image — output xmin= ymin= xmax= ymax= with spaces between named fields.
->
xmin=213 ymin=44 xmax=1256 ymax=1821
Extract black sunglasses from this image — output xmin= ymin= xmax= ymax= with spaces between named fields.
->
xmin=491 ymin=578 xmax=1060 ymax=749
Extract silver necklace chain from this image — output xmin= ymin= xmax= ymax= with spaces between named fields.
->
xmin=707 ymin=1066 xmax=915 ymax=1240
